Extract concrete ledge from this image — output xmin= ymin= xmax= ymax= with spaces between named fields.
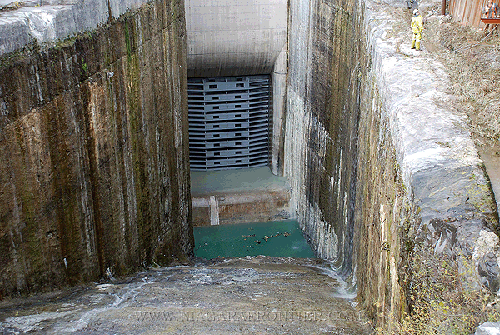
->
xmin=191 ymin=167 xmax=293 ymax=226
xmin=0 ymin=0 xmax=150 ymax=55
xmin=365 ymin=0 xmax=499 ymax=288
xmin=192 ymin=191 xmax=292 ymax=226
xmin=364 ymin=0 xmax=495 ymax=221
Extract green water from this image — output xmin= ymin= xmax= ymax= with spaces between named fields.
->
xmin=194 ymin=220 xmax=315 ymax=259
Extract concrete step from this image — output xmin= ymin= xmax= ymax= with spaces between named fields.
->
xmin=192 ymin=190 xmax=291 ymax=226
xmin=191 ymin=166 xmax=293 ymax=226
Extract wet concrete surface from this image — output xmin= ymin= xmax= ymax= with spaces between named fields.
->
xmin=191 ymin=167 xmax=293 ymax=226
xmin=479 ymin=143 xmax=500 ymax=215
xmin=0 ymin=257 xmax=372 ymax=334
xmin=190 ymin=167 xmax=290 ymax=196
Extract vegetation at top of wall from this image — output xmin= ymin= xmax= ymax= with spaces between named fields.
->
xmin=392 ymin=246 xmax=500 ymax=334
xmin=0 ymin=41 xmax=39 ymax=71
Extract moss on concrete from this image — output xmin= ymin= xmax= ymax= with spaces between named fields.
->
xmin=0 ymin=0 xmax=192 ymax=298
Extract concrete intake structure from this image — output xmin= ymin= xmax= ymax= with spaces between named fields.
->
xmin=184 ymin=0 xmax=287 ymax=78
xmin=184 ymin=0 xmax=287 ymax=172
xmin=0 ymin=0 xmax=499 ymax=331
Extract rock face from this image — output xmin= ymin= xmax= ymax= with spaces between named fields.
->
xmin=0 ymin=0 xmax=193 ymax=298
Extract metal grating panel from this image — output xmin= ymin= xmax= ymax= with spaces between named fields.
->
xmin=188 ymin=75 xmax=270 ymax=171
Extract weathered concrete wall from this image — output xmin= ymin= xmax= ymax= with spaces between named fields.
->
xmin=0 ymin=0 xmax=193 ymax=298
xmin=354 ymin=71 xmax=413 ymax=326
xmin=355 ymin=2 xmax=499 ymax=328
xmin=0 ymin=0 xmax=157 ymax=56
xmin=285 ymin=0 xmax=499 ymax=329
xmin=285 ymin=0 xmax=364 ymax=270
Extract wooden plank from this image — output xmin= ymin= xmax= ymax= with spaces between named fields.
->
xmin=481 ymin=18 xmax=500 ymax=23
xmin=471 ymin=0 xmax=481 ymax=26
xmin=464 ymin=0 xmax=472 ymax=23
xmin=450 ymin=0 xmax=492 ymax=27
xmin=459 ymin=0 xmax=467 ymax=22
xmin=449 ymin=0 xmax=455 ymax=15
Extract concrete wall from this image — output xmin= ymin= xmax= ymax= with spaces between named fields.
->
xmin=285 ymin=0 xmax=364 ymax=269
xmin=284 ymin=0 xmax=499 ymax=329
xmin=184 ymin=0 xmax=287 ymax=78
xmin=357 ymin=3 xmax=498 ymax=326
xmin=0 ymin=0 xmax=193 ymax=298
xmin=183 ymin=0 xmax=288 ymax=174
xmin=0 ymin=0 xmax=161 ymax=56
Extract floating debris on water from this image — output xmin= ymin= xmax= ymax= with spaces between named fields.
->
xmin=194 ymin=220 xmax=315 ymax=259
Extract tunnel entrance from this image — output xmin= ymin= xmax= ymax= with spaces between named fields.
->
xmin=187 ymin=75 xmax=271 ymax=171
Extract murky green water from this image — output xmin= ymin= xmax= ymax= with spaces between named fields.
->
xmin=194 ymin=220 xmax=315 ymax=259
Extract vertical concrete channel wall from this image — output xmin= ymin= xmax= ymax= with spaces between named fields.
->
xmin=285 ymin=0 xmax=499 ymax=330
xmin=0 ymin=0 xmax=193 ymax=298
xmin=286 ymin=0 xmax=365 ymax=279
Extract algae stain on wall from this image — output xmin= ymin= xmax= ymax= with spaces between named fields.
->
xmin=285 ymin=0 xmax=364 ymax=272
xmin=285 ymin=0 xmax=499 ymax=330
xmin=284 ymin=0 xmax=413 ymax=328
xmin=0 ymin=0 xmax=193 ymax=298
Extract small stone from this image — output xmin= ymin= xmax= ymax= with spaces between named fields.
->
xmin=490 ymin=62 xmax=500 ymax=71
xmin=475 ymin=322 xmax=500 ymax=335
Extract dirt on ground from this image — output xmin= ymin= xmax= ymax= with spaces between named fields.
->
xmin=419 ymin=4 xmax=500 ymax=208
xmin=426 ymin=14 xmax=500 ymax=144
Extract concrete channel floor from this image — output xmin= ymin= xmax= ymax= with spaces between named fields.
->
xmin=190 ymin=167 xmax=290 ymax=196
xmin=479 ymin=144 xmax=500 ymax=216
xmin=0 ymin=257 xmax=373 ymax=334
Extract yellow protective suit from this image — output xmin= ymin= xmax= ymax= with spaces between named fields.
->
xmin=411 ymin=14 xmax=423 ymax=50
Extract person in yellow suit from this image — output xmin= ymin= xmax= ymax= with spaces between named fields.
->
xmin=411 ymin=9 xmax=423 ymax=50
